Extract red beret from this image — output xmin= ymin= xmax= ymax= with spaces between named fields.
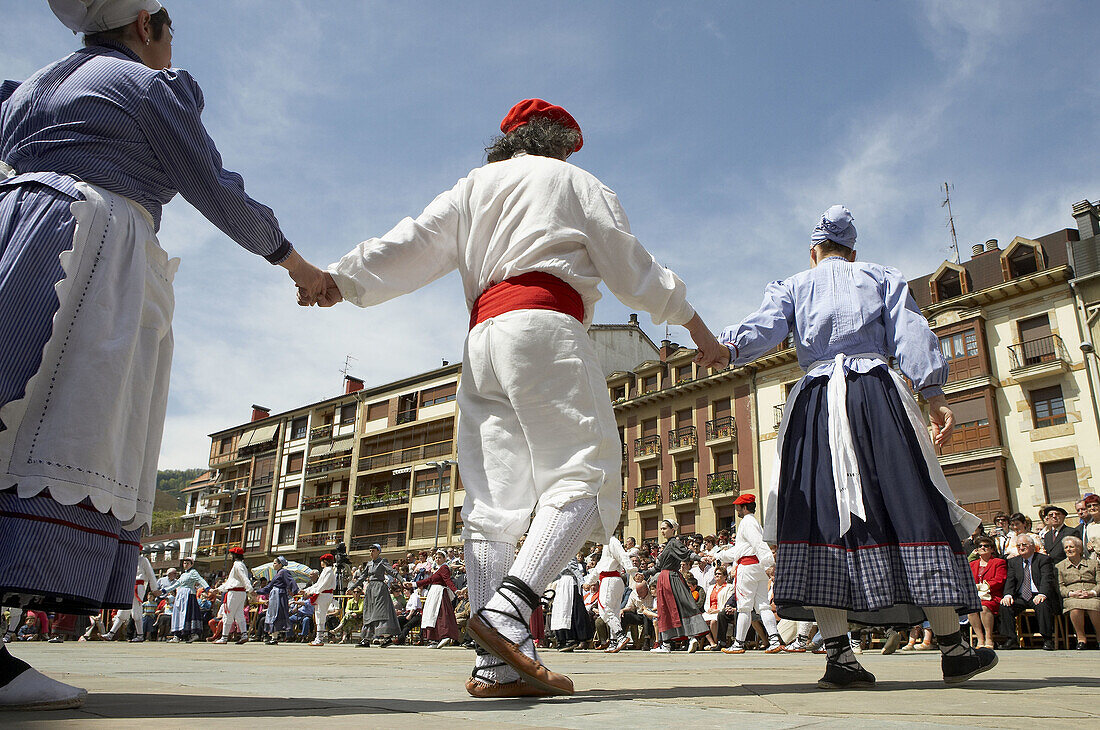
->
xmin=228 ymin=547 xmax=244 ymax=556
xmin=500 ymin=99 xmax=583 ymax=152
xmin=320 ymin=553 xmax=335 ymax=561
xmin=732 ymin=494 xmax=756 ymax=505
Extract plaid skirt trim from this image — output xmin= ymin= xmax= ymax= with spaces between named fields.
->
xmin=774 ymin=541 xmax=980 ymax=621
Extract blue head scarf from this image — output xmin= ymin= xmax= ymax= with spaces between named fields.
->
xmin=810 ymin=205 xmax=857 ymax=249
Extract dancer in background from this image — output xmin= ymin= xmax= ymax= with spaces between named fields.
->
xmin=161 ymin=557 xmax=207 ymax=643
xmin=213 ymin=547 xmax=253 ymax=644
xmin=303 ymin=554 xmax=337 ymax=646
xmin=104 ymin=553 xmax=158 ymax=642
xmin=594 ymin=537 xmax=636 ymax=653
xmin=348 ymin=544 xmax=401 ymax=648
xmin=716 ymin=495 xmax=783 ymax=655
xmin=305 ymin=98 xmax=725 ymax=697
xmin=650 ymin=519 xmax=709 ymax=654
xmin=256 ymin=556 xmax=297 ymax=645
xmin=716 ymin=205 xmax=996 ymax=688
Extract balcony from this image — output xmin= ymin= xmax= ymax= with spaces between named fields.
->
xmin=1008 ymin=335 xmax=1071 ymax=382
xmin=705 ymin=416 xmax=736 ymax=445
xmin=634 ymin=484 xmax=661 ymax=509
xmin=621 ymin=491 xmax=628 ymax=512
xmin=354 ymin=491 xmax=410 ymax=511
xmin=296 ymin=530 xmax=343 ymax=549
xmin=706 ymin=470 xmax=740 ymax=498
xmin=395 ymin=409 xmax=417 ymax=425
xmin=773 ymin=403 xmax=786 ymax=430
xmin=252 ymin=473 xmax=274 ymax=489
xmin=350 ymin=531 xmax=407 ymax=551
xmin=194 ymin=542 xmax=241 ymax=558
xmin=310 ymin=423 xmax=334 ymax=441
xmin=668 ymin=477 xmax=698 ymax=503
xmin=300 ymin=492 xmax=349 ymax=512
xmin=668 ymin=426 xmax=697 ymax=455
xmin=304 ymin=454 xmax=352 ymax=478
xmin=246 ymin=509 xmax=269 ymax=522
xmin=357 ymin=439 xmax=453 ymax=472
xmin=195 ymin=508 xmax=245 ymax=528
xmin=633 ymin=435 xmax=661 ymax=463
xmin=209 ymin=475 xmax=250 ymax=497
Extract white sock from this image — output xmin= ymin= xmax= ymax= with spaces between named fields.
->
xmin=6 ymin=609 xmax=21 ymax=634
xmin=482 ymin=498 xmax=598 ymax=665
xmin=735 ymin=612 xmax=752 ymax=642
xmin=465 ymin=539 xmax=520 ymax=684
xmin=760 ymin=609 xmax=779 ymax=638
xmin=924 ymin=606 xmax=975 ymax=657
xmin=811 ymin=606 xmax=849 ymax=640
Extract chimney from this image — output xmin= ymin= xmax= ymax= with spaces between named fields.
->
xmin=985 ymin=239 xmax=999 ymax=252
xmin=250 ymin=404 xmax=270 ymax=422
xmin=628 ymin=313 xmax=639 ymax=327
xmin=1073 ymin=200 xmax=1100 ymax=238
xmin=970 ymin=243 xmax=984 ymax=257
xmin=344 ymin=375 xmax=364 ymax=395
xmin=659 ymin=340 xmax=678 ymax=361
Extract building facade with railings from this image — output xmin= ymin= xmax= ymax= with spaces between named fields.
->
xmin=614 ymin=218 xmax=1100 ymax=540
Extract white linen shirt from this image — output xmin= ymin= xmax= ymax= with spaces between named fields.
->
xmin=217 ymin=560 xmax=253 ymax=593
xmin=328 ymin=154 xmax=695 ymax=329
xmin=304 ymin=566 xmax=337 ymax=595
xmin=595 ymin=537 xmax=636 ymax=578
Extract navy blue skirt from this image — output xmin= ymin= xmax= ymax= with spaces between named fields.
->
xmin=773 ymin=367 xmax=980 ymax=626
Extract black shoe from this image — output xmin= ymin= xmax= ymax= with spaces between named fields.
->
xmin=236 ymin=637 xmax=248 ymax=645
xmin=129 ymin=636 xmax=145 ymax=643
xmin=996 ymin=640 xmax=1019 ymax=650
xmin=817 ymin=661 xmax=876 ymax=689
xmin=186 ymin=634 xmax=199 ymax=643
xmin=264 ymin=637 xmax=278 ymax=645
xmin=1076 ymin=641 xmax=1087 ymax=650
xmin=357 ymin=639 xmax=370 ymax=647
xmin=1042 ymin=640 xmax=1055 ymax=651
xmin=379 ymin=637 xmax=394 ymax=648
xmin=942 ymin=647 xmax=998 ymax=684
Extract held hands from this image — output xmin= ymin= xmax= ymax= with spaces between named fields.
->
xmin=684 ymin=313 xmax=730 ymax=370
xmin=280 ymin=250 xmax=343 ymax=307
xmin=926 ymin=394 xmax=955 ymax=447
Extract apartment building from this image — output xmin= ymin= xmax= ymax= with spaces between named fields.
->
xmin=613 ymin=218 xmax=1100 ymax=539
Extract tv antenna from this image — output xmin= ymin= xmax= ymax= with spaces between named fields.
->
xmin=942 ymin=182 xmax=961 ymax=264
xmin=339 ymin=354 xmax=358 ymax=381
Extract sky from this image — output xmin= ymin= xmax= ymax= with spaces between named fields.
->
xmin=2 ymin=1 xmax=1098 ymax=469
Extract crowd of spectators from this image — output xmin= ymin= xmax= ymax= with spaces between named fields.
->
xmin=5 ymin=497 xmax=1098 ymax=654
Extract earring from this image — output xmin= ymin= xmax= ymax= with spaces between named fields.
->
xmin=145 ymin=39 xmax=150 ymax=45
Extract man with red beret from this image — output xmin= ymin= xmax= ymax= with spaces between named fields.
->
xmin=213 ymin=546 xmax=253 ymax=644
xmin=303 ymin=554 xmax=337 ymax=646
xmin=307 ymin=99 xmax=726 ymax=697
xmin=715 ymin=493 xmax=783 ymax=654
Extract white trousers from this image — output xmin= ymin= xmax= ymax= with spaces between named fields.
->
xmin=108 ymin=595 xmax=143 ymax=636
xmin=313 ymin=594 xmax=333 ymax=641
xmin=223 ymin=591 xmax=248 ymax=635
xmin=457 ymin=310 xmax=622 ymax=544
xmin=734 ymin=564 xmax=772 ymax=614
xmin=597 ymin=576 xmax=625 ymax=636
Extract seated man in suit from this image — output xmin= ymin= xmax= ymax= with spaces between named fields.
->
xmin=1041 ymin=505 xmax=1079 ymax=565
xmin=998 ymin=533 xmax=1057 ymax=650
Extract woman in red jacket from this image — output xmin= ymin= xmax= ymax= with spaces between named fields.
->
xmin=968 ymin=537 xmax=1007 ymax=648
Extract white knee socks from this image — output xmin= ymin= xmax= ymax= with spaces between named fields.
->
xmin=812 ymin=607 xmax=856 ymax=664
xmin=465 ymin=538 xmax=520 ymax=684
xmin=735 ymin=613 xmax=752 ymax=641
xmin=482 ymin=497 xmax=598 ymax=664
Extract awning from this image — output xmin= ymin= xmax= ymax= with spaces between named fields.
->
xmin=310 ymin=439 xmax=353 ymax=459
xmin=238 ymin=422 xmax=279 ymax=450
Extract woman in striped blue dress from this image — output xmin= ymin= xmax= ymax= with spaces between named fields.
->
xmin=0 ymin=2 xmax=326 ymax=710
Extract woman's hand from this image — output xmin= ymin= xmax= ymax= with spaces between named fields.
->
xmin=926 ymin=394 xmax=955 ymax=447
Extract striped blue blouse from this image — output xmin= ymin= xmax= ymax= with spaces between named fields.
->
xmin=0 ymin=42 xmax=291 ymax=263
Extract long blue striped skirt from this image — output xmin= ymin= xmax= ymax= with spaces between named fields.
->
xmin=0 ymin=183 xmax=139 ymax=614
xmin=772 ymin=367 xmax=980 ymax=626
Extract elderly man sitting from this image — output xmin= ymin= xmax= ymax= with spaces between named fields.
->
xmin=998 ymin=534 xmax=1057 ymax=650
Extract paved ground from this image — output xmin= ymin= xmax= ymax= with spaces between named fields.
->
xmin=3 ymin=641 xmax=1097 ymax=728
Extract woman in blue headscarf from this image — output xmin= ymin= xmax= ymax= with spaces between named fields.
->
xmin=0 ymin=1 xmax=326 ymax=709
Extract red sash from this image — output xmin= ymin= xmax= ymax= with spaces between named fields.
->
xmin=228 ymin=587 xmax=246 ymax=593
xmin=307 ymin=589 xmax=334 ymax=606
xmin=599 ymin=571 xmax=623 ymax=581
xmin=469 ymin=272 xmax=584 ymax=330
xmin=736 ymin=556 xmax=759 ymax=566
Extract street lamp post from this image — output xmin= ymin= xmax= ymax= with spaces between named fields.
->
xmin=426 ymin=460 xmax=457 ymax=551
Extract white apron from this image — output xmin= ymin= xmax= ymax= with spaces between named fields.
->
xmin=421 ymin=584 xmax=454 ymax=630
xmin=549 ymin=574 xmax=576 ymax=631
xmin=0 ymin=181 xmax=178 ymax=530
xmin=764 ymin=354 xmax=980 ymax=543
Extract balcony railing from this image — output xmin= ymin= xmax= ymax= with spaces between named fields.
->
xmin=350 ymin=531 xmax=407 ymax=551
xmin=310 ymin=423 xmax=333 ymax=441
xmin=395 ymin=409 xmax=417 ymax=425
xmin=773 ymin=404 xmax=785 ymax=429
xmin=305 ymin=454 xmax=352 ymax=476
xmin=354 ymin=491 xmax=410 ymax=510
xmin=297 ymin=530 xmax=343 ymax=548
xmin=194 ymin=542 xmax=241 ymax=558
xmin=705 ymin=416 xmax=735 ymax=442
xmin=668 ymin=426 xmax=697 ymax=451
xmin=357 ymin=439 xmax=453 ymax=472
xmin=635 ymin=484 xmax=661 ymax=508
xmin=252 ymin=473 xmax=274 ymax=488
xmin=707 ymin=470 xmax=740 ymax=496
xmin=246 ymin=508 xmax=269 ymax=521
xmin=300 ymin=492 xmax=349 ymax=511
xmin=1008 ymin=334 xmax=1069 ymax=370
xmin=668 ymin=477 xmax=698 ymax=502
xmin=633 ymin=435 xmax=661 ymax=459
xmin=195 ymin=509 xmax=245 ymax=527
xmin=210 ymin=476 xmax=250 ymax=495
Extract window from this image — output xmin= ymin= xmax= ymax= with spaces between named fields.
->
xmin=396 ymin=393 xmax=418 ymax=424
xmin=218 ymin=437 xmax=232 ymax=455
xmin=713 ymin=451 xmax=734 ymax=470
xmin=409 ymin=511 xmax=441 ymax=540
xmin=939 ymin=331 xmax=978 ymax=361
xmin=610 ymin=385 xmax=626 ymax=401
xmin=340 ymin=403 xmax=357 ymax=425
xmin=675 ymin=408 xmax=693 ymax=428
xmin=641 ymin=374 xmax=658 ymax=393
xmin=945 ymin=469 xmax=1001 ymax=523
xmin=712 ymin=398 xmax=730 ymax=420
xmin=281 ymin=486 xmax=299 ymax=510
xmin=641 ymin=466 xmax=658 ymax=485
xmin=414 ymin=468 xmax=451 ymax=496
xmin=248 ymin=494 xmax=267 ymax=519
xmin=951 ymin=397 xmax=989 ymax=428
xmin=1017 ymin=314 xmax=1054 ymax=366
xmin=276 ymin=522 xmax=295 ymax=545
xmin=714 ymin=505 xmax=736 ymax=532
xmin=642 ymin=517 xmax=658 ymax=541
xmin=421 ymin=383 xmax=457 ymax=407
xmin=1041 ymin=459 xmax=1079 ymax=503
xmin=676 ymin=460 xmax=694 ymax=479
xmin=676 ymin=510 xmax=696 ymax=535
xmin=244 ymin=524 xmax=264 ymax=551
xmin=675 ymin=364 xmax=693 ymax=382
xmin=253 ymin=455 xmax=275 ymax=487
xmin=366 ymin=401 xmax=388 ymax=422
xmin=1005 ymin=244 xmax=1042 ymax=278
xmin=452 ymin=507 xmax=464 ymax=535
xmin=291 ymin=417 xmax=308 ymax=440
xmin=286 ymin=451 xmax=304 ymax=473
xmin=935 ymin=271 xmax=963 ymax=301
xmin=1031 ymin=385 xmax=1067 ymax=428
xmin=641 ymin=418 xmax=658 ymax=437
